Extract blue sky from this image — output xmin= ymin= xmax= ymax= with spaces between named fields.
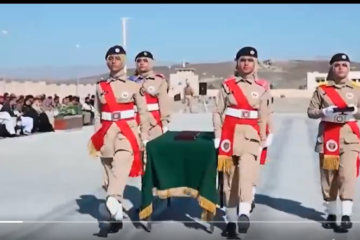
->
xmin=0 ymin=4 xmax=360 ymax=67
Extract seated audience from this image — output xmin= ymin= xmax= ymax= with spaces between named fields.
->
xmin=22 ymin=95 xmax=54 ymax=133
xmin=0 ymin=95 xmax=33 ymax=135
xmin=0 ymin=92 xmax=95 ymax=138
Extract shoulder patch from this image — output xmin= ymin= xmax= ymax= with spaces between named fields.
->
xmin=139 ymin=86 xmax=145 ymax=96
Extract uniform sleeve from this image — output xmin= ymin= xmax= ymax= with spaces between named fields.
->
xmin=213 ymin=84 xmax=227 ymax=139
xmin=157 ymin=79 xmax=171 ymax=127
xmin=94 ymin=84 xmax=102 ymax=131
xmin=134 ymin=85 xmax=150 ymax=141
xmin=258 ymin=90 xmax=268 ymax=142
xmin=307 ymin=88 xmax=324 ymax=119
xmin=353 ymin=87 xmax=360 ymax=120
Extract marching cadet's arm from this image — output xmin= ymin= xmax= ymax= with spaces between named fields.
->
xmin=258 ymin=91 xmax=268 ymax=144
xmin=94 ymin=84 xmax=102 ymax=131
xmin=307 ymin=88 xmax=325 ymax=119
xmin=158 ymin=79 xmax=171 ymax=127
xmin=135 ymin=86 xmax=150 ymax=141
xmin=353 ymin=90 xmax=360 ymax=119
xmin=213 ymin=85 xmax=227 ymax=139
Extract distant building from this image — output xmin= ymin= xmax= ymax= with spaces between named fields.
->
xmin=169 ymin=67 xmax=199 ymax=98
xmin=306 ymin=71 xmax=360 ymax=91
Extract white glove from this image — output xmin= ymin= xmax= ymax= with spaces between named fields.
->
xmin=265 ymin=133 xmax=273 ymax=147
xmin=162 ymin=126 xmax=169 ymax=133
xmin=214 ymin=138 xmax=220 ymax=148
xmin=348 ymin=104 xmax=358 ymax=114
xmin=13 ymin=110 xmax=20 ymax=116
xmin=322 ymin=105 xmax=337 ymax=117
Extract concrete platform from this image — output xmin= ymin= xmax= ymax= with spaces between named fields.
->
xmin=1 ymin=113 xmax=360 ymax=240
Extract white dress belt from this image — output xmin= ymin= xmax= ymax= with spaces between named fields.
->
xmin=321 ymin=113 xmax=356 ymax=124
xmin=101 ymin=110 xmax=135 ymax=121
xmin=134 ymin=103 xmax=159 ymax=113
xmin=224 ymin=107 xmax=258 ymax=119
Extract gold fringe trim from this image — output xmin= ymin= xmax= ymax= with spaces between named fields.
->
xmin=139 ymin=187 xmax=216 ymax=221
xmin=139 ymin=203 xmax=153 ymax=220
xmin=199 ymin=196 xmax=216 ymax=221
xmin=322 ymin=155 xmax=340 ymax=170
xmin=87 ymin=141 xmax=99 ymax=158
xmin=217 ymin=155 xmax=233 ymax=172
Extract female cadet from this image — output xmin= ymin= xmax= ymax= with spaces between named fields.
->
xmin=88 ymin=45 xmax=150 ymax=235
xmin=307 ymin=53 xmax=360 ymax=230
xmin=131 ymin=51 xmax=171 ymax=140
xmin=213 ymin=46 xmax=269 ymax=238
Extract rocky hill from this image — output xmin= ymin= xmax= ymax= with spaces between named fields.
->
xmin=2 ymin=60 xmax=360 ymax=89
xmin=78 ymin=60 xmax=360 ymax=89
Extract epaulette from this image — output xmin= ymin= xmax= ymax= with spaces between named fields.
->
xmin=224 ymin=77 xmax=236 ymax=83
xmin=128 ymin=76 xmax=137 ymax=81
xmin=255 ymin=79 xmax=270 ymax=90
xmin=154 ymin=73 xmax=165 ymax=79
xmin=96 ymin=79 xmax=106 ymax=84
xmin=317 ymin=82 xmax=328 ymax=87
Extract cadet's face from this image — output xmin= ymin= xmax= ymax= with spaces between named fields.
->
xmin=238 ymin=57 xmax=255 ymax=74
xmin=136 ymin=58 xmax=149 ymax=72
xmin=107 ymin=55 xmax=123 ymax=72
xmin=333 ymin=61 xmax=349 ymax=79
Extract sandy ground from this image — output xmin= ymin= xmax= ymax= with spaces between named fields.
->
xmin=1 ymin=105 xmax=360 ymax=240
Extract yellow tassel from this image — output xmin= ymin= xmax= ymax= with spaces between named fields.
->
xmin=322 ymin=155 xmax=340 ymax=170
xmin=218 ymin=155 xmax=233 ymax=172
xmin=87 ymin=141 xmax=99 ymax=158
xmin=139 ymin=204 xmax=153 ymax=220
xmin=198 ymin=196 xmax=216 ymax=221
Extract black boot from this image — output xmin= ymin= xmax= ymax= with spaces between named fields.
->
xmin=322 ymin=214 xmax=337 ymax=229
xmin=223 ymin=222 xmax=238 ymax=239
xmin=341 ymin=216 xmax=352 ymax=230
xmin=238 ymin=214 xmax=250 ymax=234
xmin=96 ymin=199 xmax=123 ymax=237
xmin=109 ymin=221 xmax=123 ymax=233
xmin=250 ymin=201 xmax=255 ymax=213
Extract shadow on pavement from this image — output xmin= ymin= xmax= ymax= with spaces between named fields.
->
xmin=153 ymin=197 xmax=226 ymax=233
xmin=75 ymin=185 xmax=143 ymax=231
xmin=255 ymin=194 xmax=326 ymax=223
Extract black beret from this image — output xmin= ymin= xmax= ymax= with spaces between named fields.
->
xmin=235 ymin=46 xmax=258 ymax=61
xmin=105 ymin=45 xmax=126 ymax=59
xmin=329 ymin=53 xmax=350 ymax=65
xmin=135 ymin=51 xmax=154 ymax=61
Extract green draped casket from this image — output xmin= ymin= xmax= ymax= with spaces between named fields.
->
xmin=139 ymin=131 xmax=218 ymax=221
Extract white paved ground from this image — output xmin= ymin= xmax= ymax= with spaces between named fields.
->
xmin=1 ymin=113 xmax=360 ymax=240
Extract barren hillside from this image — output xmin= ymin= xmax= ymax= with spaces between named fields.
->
xmin=3 ymin=60 xmax=360 ymax=89
xmin=78 ymin=60 xmax=360 ymax=89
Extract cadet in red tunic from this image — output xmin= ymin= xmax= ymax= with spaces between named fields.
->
xmin=307 ymin=53 xmax=360 ymax=230
xmin=88 ymin=45 xmax=150 ymax=236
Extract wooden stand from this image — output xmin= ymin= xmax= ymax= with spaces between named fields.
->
xmin=54 ymin=115 xmax=83 ymax=130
